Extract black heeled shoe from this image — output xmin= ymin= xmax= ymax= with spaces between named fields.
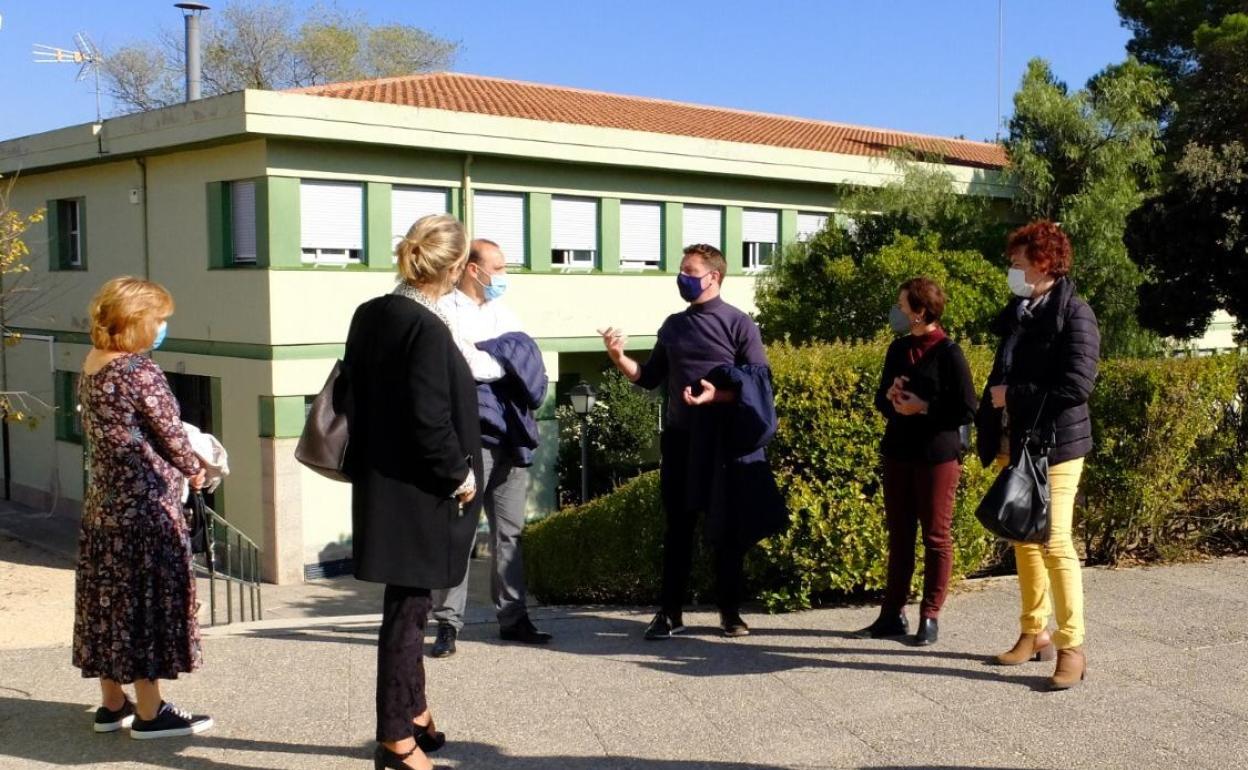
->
xmin=413 ymin=717 xmax=445 ymax=753
xmin=374 ymin=743 xmax=421 ymax=770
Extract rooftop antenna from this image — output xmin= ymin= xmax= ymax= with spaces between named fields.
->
xmin=33 ymin=33 xmax=104 ymax=123
xmin=996 ymin=0 xmax=1004 ymax=141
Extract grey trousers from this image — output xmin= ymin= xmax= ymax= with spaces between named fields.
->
xmin=431 ymin=446 xmax=531 ymax=631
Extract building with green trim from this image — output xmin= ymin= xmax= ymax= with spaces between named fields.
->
xmin=0 ymin=73 xmax=1010 ymax=583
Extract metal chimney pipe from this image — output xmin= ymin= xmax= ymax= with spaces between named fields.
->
xmin=175 ymin=2 xmax=210 ymax=102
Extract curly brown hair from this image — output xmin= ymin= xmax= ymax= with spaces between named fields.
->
xmin=1006 ymin=220 xmax=1072 ymax=277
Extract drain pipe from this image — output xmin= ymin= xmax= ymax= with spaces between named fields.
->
xmin=136 ymin=158 xmax=150 ymax=279
xmin=462 ymin=153 xmax=474 ymax=234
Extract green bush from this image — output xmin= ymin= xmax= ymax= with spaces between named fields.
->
xmin=525 ymin=471 xmax=714 ymax=604
xmin=528 ymin=341 xmax=998 ymax=610
xmin=525 ymin=344 xmax=1248 ymax=611
xmin=1082 ymin=354 xmax=1248 ymax=562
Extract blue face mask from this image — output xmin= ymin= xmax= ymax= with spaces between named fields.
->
xmin=152 ymin=321 xmax=168 ymax=350
xmin=476 ymin=271 xmax=508 ymax=302
xmin=677 ymin=272 xmax=707 ymax=303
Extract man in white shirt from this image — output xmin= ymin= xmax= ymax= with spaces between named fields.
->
xmin=431 ymin=239 xmax=552 ymax=657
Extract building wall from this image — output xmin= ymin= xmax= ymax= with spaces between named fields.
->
xmin=3 ymin=128 xmax=995 ymax=584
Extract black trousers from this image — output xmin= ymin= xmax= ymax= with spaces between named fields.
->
xmin=659 ymin=428 xmax=745 ymax=616
xmin=376 ymin=585 xmax=432 ymax=743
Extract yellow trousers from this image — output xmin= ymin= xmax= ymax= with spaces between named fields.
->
xmin=997 ymin=455 xmax=1086 ymax=649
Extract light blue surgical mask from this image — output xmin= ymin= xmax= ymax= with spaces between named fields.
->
xmin=474 ymin=270 xmax=508 ymax=302
xmin=152 ymin=321 xmax=168 ymax=350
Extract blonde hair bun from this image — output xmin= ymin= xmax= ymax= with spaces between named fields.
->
xmin=395 ymin=214 xmax=469 ymax=287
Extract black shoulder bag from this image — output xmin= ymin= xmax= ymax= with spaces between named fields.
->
xmin=974 ymin=394 xmax=1052 ymax=543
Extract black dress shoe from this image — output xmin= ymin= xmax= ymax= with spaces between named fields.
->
xmin=643 ymin=610 xmax=685 ymax=640
xmin=912 ymin=617 xmax=938 ymax=646
xmin=499 ymin=615 xmax=552 ymax=644
xmin=430 ymin=624 xmax=457 ymax=658
xmin=720 ymin=610 xmax=750 ymax=638
xmin=853 ymin=610 xmax=909 ymax=639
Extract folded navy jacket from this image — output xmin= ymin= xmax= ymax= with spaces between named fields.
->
xmin=475 ymin=332 xmax=549 ymax=467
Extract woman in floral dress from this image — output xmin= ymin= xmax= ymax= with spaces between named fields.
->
xmin=73 ymin=276 xmax=213 ymax=739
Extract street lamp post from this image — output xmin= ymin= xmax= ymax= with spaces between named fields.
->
xmin=569 ymin=382 xmax=596 ymax=504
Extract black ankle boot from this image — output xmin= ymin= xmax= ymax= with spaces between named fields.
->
xmin=854 ymin=610 xmax=909 ymax=639
xmin=912 ymin=617 xmax=938 ymax=646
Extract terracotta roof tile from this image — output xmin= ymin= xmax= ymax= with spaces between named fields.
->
xmin=289 ymin=73 xmax=1007 ymax=170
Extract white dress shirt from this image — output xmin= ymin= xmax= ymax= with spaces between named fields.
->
xmin=438 ymin=289 xmax=524 ymax=382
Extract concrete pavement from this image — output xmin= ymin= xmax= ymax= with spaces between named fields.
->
xmin=4 ymin=539 xmax=1248 ymax=767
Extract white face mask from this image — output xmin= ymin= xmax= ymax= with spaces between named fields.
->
xmin=1007 ymin=268 xmax=1035 ymax=298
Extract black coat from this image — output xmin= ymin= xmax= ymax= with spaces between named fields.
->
xmin=975 ymin=277 xmax=1100 ymax=467
xmin=343 ymin=294 xmax=483 ymax=589
xmin=875 ymin=335 xmax=977 ymax=464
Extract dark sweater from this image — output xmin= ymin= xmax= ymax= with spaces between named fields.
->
xmin=636 ymin=296 xmax=768 ymax=430
xmin=975 ymin=276 xmax=1100 ymax=467
xmin=875 ymin=332 xmax=977 ymax=464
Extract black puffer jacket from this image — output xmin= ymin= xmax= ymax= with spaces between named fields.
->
xmin=975 ymin=277 xmax=1100 ymax=467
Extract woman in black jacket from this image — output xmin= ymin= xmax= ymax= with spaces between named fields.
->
xmin=345 ymin=214 xmax=483 ymax=770
xmin=858 ymin=277 xmax=976 ymax=646
xmin=975 ymin=220 xmax=1099 ymax=690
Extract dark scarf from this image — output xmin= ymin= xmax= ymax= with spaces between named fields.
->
xmin=907 ymin=327 xmax=948 ymax=365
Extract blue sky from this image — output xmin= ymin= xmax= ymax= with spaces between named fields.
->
xmin=0 ymin=1 xmax=1132 ymax=142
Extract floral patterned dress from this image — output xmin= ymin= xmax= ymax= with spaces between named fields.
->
xmin=72 ymin=354 xmax=204 ymax=683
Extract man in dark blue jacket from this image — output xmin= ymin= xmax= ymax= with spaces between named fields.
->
xmin=600 ymin=244 xmax=787 ymax=641
xmin=431 ymin=239 xmax=552 ymax=657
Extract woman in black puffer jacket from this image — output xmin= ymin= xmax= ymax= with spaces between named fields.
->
xmin=975 ymin=220 xmax=1100 ymax=690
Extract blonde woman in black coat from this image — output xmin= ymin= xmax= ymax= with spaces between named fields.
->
xmin=344 ymin=214 xmax=483 ymax=770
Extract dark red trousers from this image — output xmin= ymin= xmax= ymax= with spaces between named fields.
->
xmin=882 ymin=458 xmax=961 ymax=620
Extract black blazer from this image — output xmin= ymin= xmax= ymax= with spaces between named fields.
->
xmin=975 ymin=277 xmax=1100 ymax=467
xmin=875 ymin=335 xmax=977 ymax=464
xmin=343 ymin=294 xmax=483 ymax=589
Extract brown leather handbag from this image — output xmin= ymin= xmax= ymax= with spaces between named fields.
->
xmin=295 ymin=360 xmax=351 ymax=482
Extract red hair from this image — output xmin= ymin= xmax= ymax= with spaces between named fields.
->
xmin=1006 ymin=220 xmax=1072 ymax=277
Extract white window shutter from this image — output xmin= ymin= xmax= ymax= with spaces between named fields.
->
xmin=300 ymin=181 xmax=364 ymax=251
xmin=796 ymin=212 xmax=829 ymax=240
xmin=620 ymin=201 xmax=662 ymax=267
xmin=551 ymin=196 xmax=598 ymax=251
xmin=742 ymin=209 xmax=779 ymax=243
xmin=473 ymin=191 xmax=526 ymax=265
xmin=230 ymin=181 xmax=257 ymax=264
xmin=391 ymin=186 xmax=450 ymax=246
xmin=682 ymin=205 xmax=722 ymax=249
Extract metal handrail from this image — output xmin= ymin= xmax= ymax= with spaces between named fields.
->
xmin=192 ymin=508 xmax=262 ymax=626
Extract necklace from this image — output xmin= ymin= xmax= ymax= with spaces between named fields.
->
xmin=392 ymin=282 xmax=452 ymax=328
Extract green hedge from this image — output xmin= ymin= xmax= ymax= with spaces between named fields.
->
xmin=525 ymin=343 xmax=1248 ymax=611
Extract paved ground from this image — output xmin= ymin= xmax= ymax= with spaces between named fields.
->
xmin=3 ymin=500 xmax=1248 ymax=769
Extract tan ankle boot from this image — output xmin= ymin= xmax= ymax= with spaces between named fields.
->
xmin=994 ymin=630 xmax=1055 ymax=666
xmin=1049 ymin=646 xmax=1087 ymax=690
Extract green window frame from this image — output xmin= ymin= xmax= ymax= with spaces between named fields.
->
xmin=55 ymin=370 xmax=83 ymax=444
xmin=46 ymin=197 xmax=87 ymax=271
xmin=208 ymin=179 xmax=266 ymax=269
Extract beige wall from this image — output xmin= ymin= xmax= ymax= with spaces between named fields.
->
xmin=5 ymin=160 xmax=146 ymax=335
xmin=146 ymin=141 xmax=271 ymax=344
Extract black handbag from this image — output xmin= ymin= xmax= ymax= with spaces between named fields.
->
xmin=186 ymin=491 xmax=213 ymax=556
xmin=975 ymin=394 xmax=1053 ymax=543
xmin=295 ymin=360 xmax=351 ymax=482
